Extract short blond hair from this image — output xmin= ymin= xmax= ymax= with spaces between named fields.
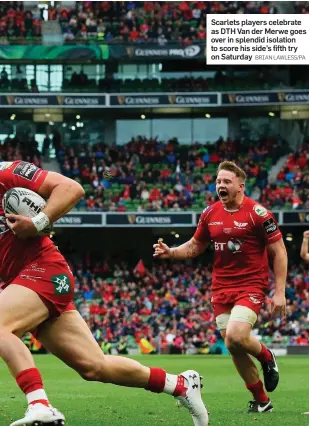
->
xmin=217 ymin=161 xmax=247 ymax=182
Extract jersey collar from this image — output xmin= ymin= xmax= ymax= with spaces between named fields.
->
xmin=223 ymin=196 xmax=246 ymax=213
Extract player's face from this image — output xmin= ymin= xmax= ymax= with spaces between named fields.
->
xmin=216 ymin=170 xmax=243 ymax=205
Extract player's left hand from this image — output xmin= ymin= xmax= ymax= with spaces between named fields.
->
xmin=5 ymin=213 xmax=38 ymax=239
xmin=271 ymin=292 xmax=286 ymax=318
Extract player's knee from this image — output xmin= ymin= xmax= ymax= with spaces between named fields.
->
xmin=77 ymin=360 xmax=104 ymax=382
xmin=0 ymin=322 xmax=19 ymax=336
xmin=225 ymin=332 xmax=248 ymax=350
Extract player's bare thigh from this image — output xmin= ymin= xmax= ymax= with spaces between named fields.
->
xmin=0 ymin=284 xmax=49 ymax=336
xmin=36 ymin=310 xmax=104 ymax=376
xmin=225 ymin=305 xmax=258 ymax=344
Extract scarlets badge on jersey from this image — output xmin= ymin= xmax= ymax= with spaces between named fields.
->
xmin=253 ymin=204 xmax=267 ymax=217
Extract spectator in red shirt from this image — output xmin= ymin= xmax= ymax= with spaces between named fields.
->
xmin=165 ymin=189 xmax=178 ymax=207
xmin=90 ymin=301 xmax=100 ymax=315
xmin=86 ymin=196 xmax=95 ymax=210
xmin=210 ymin=152 xmax=221 ymax=163
xmin=149 ymin=185 xmax=161 ymax=202
xmin=122 ymin=184 xmax=131 ymax=199
xmin=195 ymin=158 xmax=204 ymax=168
xmin=130 ymin=26 xmax=139 ymax=41
xmin=160 ymin=166 xmax=172 ymax=180
xmin=277 ymin=168 xmax=286 ymax=181
xmin=296 ymin=333 xmax=308 ymax=345
xmin=297 ymin=153 xmax=308 ymax=168
xmin=197 ymin=25 xmax=206 ymax=39
xmin=144 ymin=2 xmax=154 ymax=12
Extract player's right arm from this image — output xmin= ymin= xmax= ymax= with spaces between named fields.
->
xmin=153 ymin=209 xmax=211 ymax=259
xmin=300 ymin=230 xmax=309 ymax=263
xmin=153 ymin=237 xmax=208 ymax=259
xmin=37 ymin=171 xmax=85 ymax=224
xmin=3 ymin=161 xmax=84 ymax=238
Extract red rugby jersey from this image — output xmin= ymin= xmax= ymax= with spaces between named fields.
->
xmin=194 ymin=197 xmax=282 ymax=293
xmin=0 ymin=161 xmax=64 ymax=284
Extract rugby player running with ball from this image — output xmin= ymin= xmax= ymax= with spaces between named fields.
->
xmin=0 ymin=160 xmax=208 ymax=426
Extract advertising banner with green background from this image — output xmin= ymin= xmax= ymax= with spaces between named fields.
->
xmin=0 ymin=45 xmax=109 ymax=60
xmin=0 ymin=42 xmax=205 ymax=61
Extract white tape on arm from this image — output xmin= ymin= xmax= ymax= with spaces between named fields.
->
xmin=31 ymin=212 xmax=50 ymax=233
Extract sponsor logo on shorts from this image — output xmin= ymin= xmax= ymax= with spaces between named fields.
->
xmin=51 ymin=274 xmax=71 ymax=295
xmin=20 ymin=274 xmax=42 ymax=282
xmin=249 ymin=294 xmax=262 ymax=304
xmin=13 ymin=162 xmax=38 ymax=181
xmin=253 ymin=204 xmax=267 ymax=217
xmin=24 ymin=263 xmax=46 ymax=273
xmin=263 ymin=218 xmax=278 ymax=235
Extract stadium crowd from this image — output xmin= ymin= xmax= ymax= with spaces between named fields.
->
xmin=2 ymin=68 xmax=284 ymax=93
xmin=274 ymin=144 xmax=309 ymax=210
xmin=0 ymin=1 xmax=41 ymax=41
xmin=294 ymin=1 xmax=309 ymax=13
xmin=0 ymin=135 xmax=41 ymax=166
xmin=69 ymin=256 xmax=309 ymax=354
xmin=56 ymin=135 xmax=309 ymax=213
xmin=2 ymin=1 xmax=306 ymax=45
xmin=0 ymin=68 xmax=287 ymax=93
xmin=69 ymin=69 xmax=285 ymax=93
xmin=55 ymin=1 xmax=277 ymax=43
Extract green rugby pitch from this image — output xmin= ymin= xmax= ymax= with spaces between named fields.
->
xmin=0 ymin=355 xmax=308 ymax=426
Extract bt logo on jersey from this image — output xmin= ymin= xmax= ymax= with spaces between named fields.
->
xmin=214 ymin=238 xmax=243 ymax=253
xmin=214 ymin=242 xmax=226 ymax=251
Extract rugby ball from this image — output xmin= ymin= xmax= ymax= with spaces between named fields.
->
xmin=2 ymin=187 xmax=52 ymax=235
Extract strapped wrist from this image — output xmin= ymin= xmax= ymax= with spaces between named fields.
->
xmin=31 ymin=212 xmax=50 ymax=233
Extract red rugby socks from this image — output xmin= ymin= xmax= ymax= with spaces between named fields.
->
xmin=256 ymin=344 xmax=273 ymax=363
xmin=145 ymin=367 xmax=187 ymax=397
xmin=16 ymin=368 xmax=49 ymax=407
xmin=246 ymin=380 xmax=269 ymax=403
